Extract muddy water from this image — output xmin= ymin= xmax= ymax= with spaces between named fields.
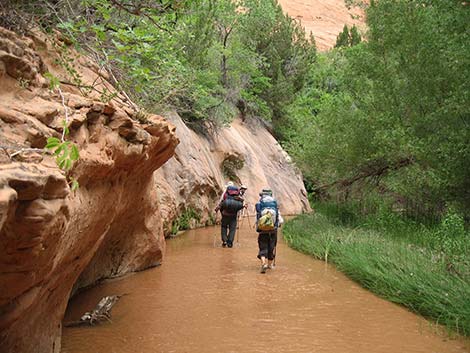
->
xmin=62 ymin=218 xmax=470 ymax=353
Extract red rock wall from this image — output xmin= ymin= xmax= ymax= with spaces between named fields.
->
xmin=0 ymin=27 xmax=178 ymax=353
xmin=155 ymin=114 xmax=311 ymax=235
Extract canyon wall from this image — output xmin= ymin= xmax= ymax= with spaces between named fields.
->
xmin=155 ymin=114 xmax=310 ymax=235
xmin=278 ymin=0 xmax=365 ymax=51
xmin=0 ymin=28 xmax=178 ymax=353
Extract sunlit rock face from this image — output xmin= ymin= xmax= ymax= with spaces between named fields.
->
xmin=278 ymin=0 xmax=365 ymax=51
xmin=0 ymin=27 xmax=178 ymax=353
xmin=155 ymin=113 xmax=311 ymax=235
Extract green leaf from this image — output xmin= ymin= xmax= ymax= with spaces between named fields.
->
xmin=54 ymin=144 xmax=67 ymax=157
xmin=43 ymin=72 xmax=60 ymax=90
xmin=70 ymin=144 xmax=80 ymax=161
xmin=45 ymin=137 xmax=61 ymax=149
xmin=62 ymin=120 xmax=70 ymax=136
xmin=58 ymin=158 xmax=68 ymax=170
xmin=70 ymin=179 xmax=80 ymax=191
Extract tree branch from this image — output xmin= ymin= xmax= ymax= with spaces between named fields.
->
xmin=315 ymin=157 xmax=415 ymax=191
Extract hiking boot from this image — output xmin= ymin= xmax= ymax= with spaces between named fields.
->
xmin=227 ymin=243 xmax=233 ymax=248
xmin=260 ymin=264 xmax=268 ymax=274
xmin=222 ymin=242 xmax=227 ymax=247
xmin=268 ymin=264 xmax=275 ymax=270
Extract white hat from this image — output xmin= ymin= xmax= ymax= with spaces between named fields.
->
xmin=226 ymin=181 xmax=234 ymax=187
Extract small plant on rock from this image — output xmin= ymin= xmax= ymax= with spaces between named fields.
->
xmin=43 ymin=72 xmax=80 ymax=190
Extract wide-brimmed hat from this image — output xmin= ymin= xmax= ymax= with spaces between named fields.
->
xmin=259 ymin=188 xmax=273 ymax=196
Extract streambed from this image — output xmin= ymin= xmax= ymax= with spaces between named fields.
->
xmin=62 ymin=218 xmax=470 ymax=353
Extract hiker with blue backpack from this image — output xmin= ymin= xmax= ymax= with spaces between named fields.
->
xmin=215 ymin=182 xmax=245 ymax=248
xmin=255 ymin=188 xmax=282 ymax=273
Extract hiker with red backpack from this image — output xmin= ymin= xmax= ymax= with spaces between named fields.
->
xmin=215 ymin=182 xmax=245 ymax=248
xmin=255 ymin=188 xmax=282 ymax=273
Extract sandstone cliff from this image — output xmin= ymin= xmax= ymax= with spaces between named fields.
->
xmin=156 ymin=113 xmax=310 ymax=235
xmin=278 ymin=0 xmax=365 ymax=51
xmin=0 ymin=27 xmax=309 ymax=353
xmin=0 ymin=28 xmax=178 ymax=353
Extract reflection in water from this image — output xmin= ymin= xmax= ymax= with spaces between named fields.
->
xmin=62 ymin=218 xmax=470 ymax=353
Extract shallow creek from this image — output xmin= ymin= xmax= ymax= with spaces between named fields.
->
xmin=62 ymin=218 xmax=470 ymax=353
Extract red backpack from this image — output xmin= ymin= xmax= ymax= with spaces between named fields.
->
xmin=223 ymin=185 xmax=240 ymax=199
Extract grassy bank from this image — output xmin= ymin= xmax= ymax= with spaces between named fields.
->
xmin=283 ymin=206 xmax=470 ymax=336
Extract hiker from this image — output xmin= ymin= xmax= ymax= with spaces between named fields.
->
xmin=239 ymin=184 xmax=247 ymax=199
xmin=216 ymin=181 xmax=235 ymax=204
xmin=255 ymin=188 xmax=281 ymax=273
xmin=215 ymin=183 xmax=244 ymax=248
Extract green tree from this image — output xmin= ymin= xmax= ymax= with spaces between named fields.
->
xmin=283 ymin=0 xmax=470 ymax=216
xmin=335 ymin=24 xmax=361 ymax=48
xmin=349 ymin=25 xmax=361 ymax=46
xmin=335 ymin=25 xmax=350 ymax=48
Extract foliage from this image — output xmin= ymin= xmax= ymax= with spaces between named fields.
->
xmin=45 ymin=137 xmax=80 ymax=170
xmin=334 ymin=24 xmax=361 ymax=48
xmin=43 ymin=72 xmax=80 ymax=185
xmin=433 ymin=209 xmax=468 ymax=255
xmin=282 ymin=0 xmax=470 ymax=216
xmin=171 ymin=207 xmax=201 ymax=234
xmin=284 ymin=210 xmax=470 ymax=336
xmin=11 ymin=0 xmax=315 ymax=129
xmin=239 ymin=0 xmax=316 ymax=127
xmin=221 ymin=155 xmax=244 ymax=183
xmin=9 ymin=0 xmax=468 ymax=221
xmin=335 ymin=25 xmax=349 ymax=48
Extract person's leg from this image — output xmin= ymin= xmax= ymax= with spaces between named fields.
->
xmin=258 ymin=233 xmax=269 ymax=273
xmin=267 ymin=231 xmax=278 ymax=269
xmin=220 ymin=216 xmax=229 ymax=246
xmin=227 ymin=215 xmax=237 ymax=247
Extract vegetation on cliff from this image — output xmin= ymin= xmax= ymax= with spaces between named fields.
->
xmin=3 ymin=1 xmax=467 ymax=215
xmin=1 ymin=0 xmax=315 ymax=131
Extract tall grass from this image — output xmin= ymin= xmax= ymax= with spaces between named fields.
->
xmin=283 ymin=209 xmax=470 ymax=336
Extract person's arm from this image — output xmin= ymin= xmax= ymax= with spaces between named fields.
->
xmin=255 ymin=203 xmax=261 ymax=220
xmin=215 ymin=193 xmax=225 ymax=212
xmin=276 ymin=207 xmax=284 ymax=228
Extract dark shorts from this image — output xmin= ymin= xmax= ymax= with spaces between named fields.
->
xmin=221 ymin=214 xmax=237 ymax=246
xmin=257 ymin=231 xmax=277 ymax=260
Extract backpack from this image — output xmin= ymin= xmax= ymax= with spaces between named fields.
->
xmin=257 ymin=210 xmax=275 ymax=231
xmin=220 ymin=196 xmax=244 ymax=216
xmin=256 ymin=197 xmax=278 ymax=232
xmin=224 ymin=185 xmax=240 ymax=199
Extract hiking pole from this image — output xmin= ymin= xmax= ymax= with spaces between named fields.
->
xmin=242 ymin=203 xmax=251 ymax=229
xmin=213 ymin=211 xmax=219 ymax=248
xmin=245 ymin=206 xmax=255 ymax=230
xmin=235 ymin=211 xmax=241 ymax=247
xmin=273 ymin=241 xmax=277 ymax=268
xmin=237 ymin=205 xmax=250 ymax=247
xmin=239 ymin=207 xmax=247 ymax=228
